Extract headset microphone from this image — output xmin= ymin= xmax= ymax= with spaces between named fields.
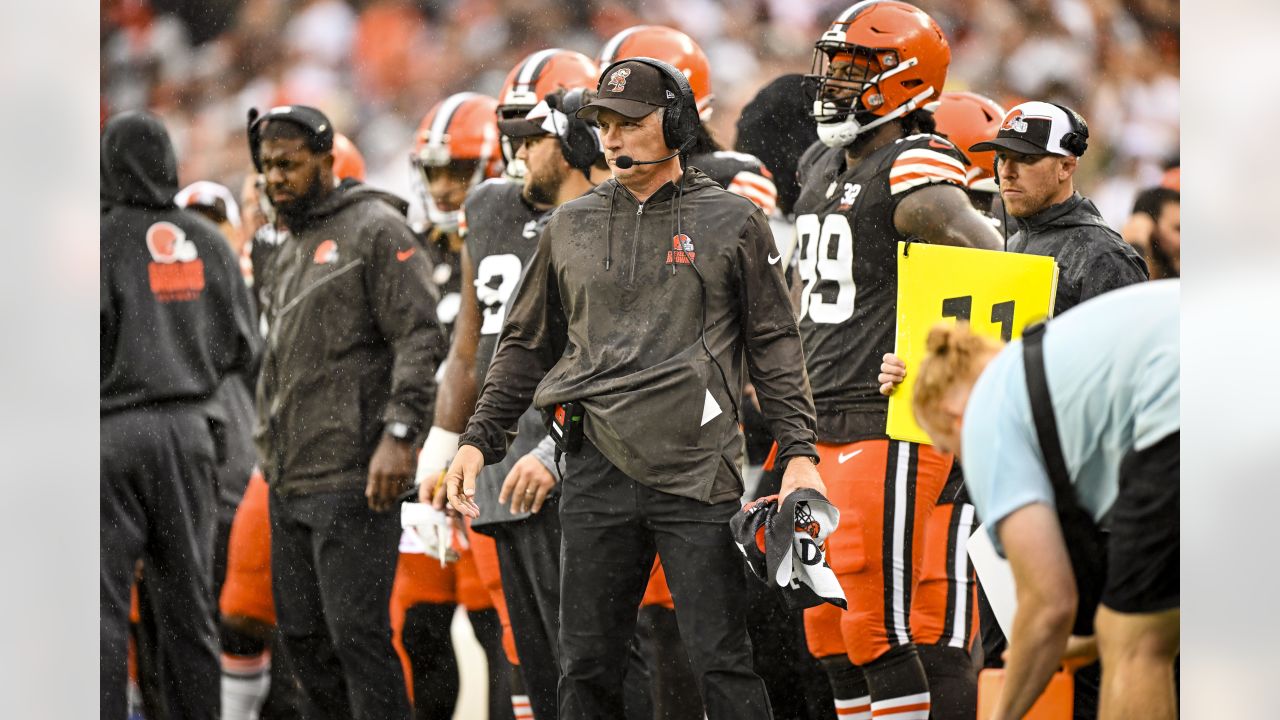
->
xmin=613 ymin=149 xmax=681 ymax=169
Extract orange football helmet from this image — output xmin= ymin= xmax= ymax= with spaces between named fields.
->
xmin=933 ymin=91 xmax=1006 ymax=193
xmin=332 ymin=133 xmax=366 ymax=182
xmin=497 ymin=49 xmax=598 ymax=179
xmin=412 ymin=92 xmax=502 ymax=230
xmin=808 ymin=1 xmax=951 ymax=148
xmin=597 ymin=25 xmax=713 ymax=120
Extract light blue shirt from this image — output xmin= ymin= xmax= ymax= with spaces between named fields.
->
xmin=961 ymin=280 xmax=1179 ymax=550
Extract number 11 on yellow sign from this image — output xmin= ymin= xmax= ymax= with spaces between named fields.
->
xmin=885 ymin=242 xmax=1059 ymax=445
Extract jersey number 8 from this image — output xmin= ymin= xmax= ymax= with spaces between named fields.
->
xmin=474 ymin=253 xmax=523 ymax=335
xmin=795 ymin=213 xmax=856 ymax=324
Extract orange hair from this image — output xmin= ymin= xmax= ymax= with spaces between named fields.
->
xmin=912 ymin=322 xmax=1003 ymax=430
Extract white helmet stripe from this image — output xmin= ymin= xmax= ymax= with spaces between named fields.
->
xmin=515 ymin=48 xmax=561 ymax=93
xmin=429 ymin=92 xmax=477 ymax=148
xmin=836 ymin=0 xmax=880 ymax=23
xmin=599 ymin=27 xmax=642 ymax=66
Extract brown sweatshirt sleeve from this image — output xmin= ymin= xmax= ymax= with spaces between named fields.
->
xmin=736 ymin=209 xmax=820 ymax=465
xmin=460 ymin=224 xmax=567 ymax=464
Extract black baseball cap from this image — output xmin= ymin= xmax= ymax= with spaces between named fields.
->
xmin=575 ymin=59 xmax=677 ymax=122
xmin=247 ymin=105 xmax=335 ymax=170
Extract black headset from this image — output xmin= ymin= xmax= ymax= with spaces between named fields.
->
xmin=596 ymin=56 xmax=700 ymax=154
xmin=546 ymin=88 xmax=602 ymax=172
xmin=1050 ymin=103 xmax=1089 ymax=157
xmin=247 ymin=106 xmax=334 ymax=172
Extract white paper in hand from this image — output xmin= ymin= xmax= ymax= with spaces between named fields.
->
xmin=967 ymin=523 xmax=1017 ymax=640
xmin=400 ymin=503 xmax=458 ymax=564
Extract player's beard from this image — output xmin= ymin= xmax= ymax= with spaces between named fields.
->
xmin=273 ymin=168 xmax=329 ymax=228
xmin=522 ymin=162 xmax=564 ymax=208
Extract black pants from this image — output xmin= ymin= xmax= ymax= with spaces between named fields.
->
xmin=101 ymin=406 xmax=221 ymax=720
xmin=558 ymin=440 xmax=772 ymax=720
xmin=490 ymin=506 xmax=562 ymax=720
xmin=269 ymin=486 xmax=409 ymax=720
xmin=489 ymin=498 xmax=653 ymax=720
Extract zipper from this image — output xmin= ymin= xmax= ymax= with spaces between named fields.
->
xmin=275 ymin=259 xmax=365 ymax=320
xmin=628 ymin=202 xmax=643 ymax=285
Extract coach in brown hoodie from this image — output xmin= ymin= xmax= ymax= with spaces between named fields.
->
xmin=444 ymin=59 xmax=823 ymax=720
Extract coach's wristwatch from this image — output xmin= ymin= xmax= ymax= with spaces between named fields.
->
xmin=385 ymin=421 xmax=417 ymax=444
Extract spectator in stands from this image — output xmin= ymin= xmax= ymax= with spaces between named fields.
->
xmin=1122 ymin=186 xmax=1179 ymax=279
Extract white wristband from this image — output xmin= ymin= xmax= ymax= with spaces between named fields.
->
xmin=414 ymin=426 xmax=461 ymax=488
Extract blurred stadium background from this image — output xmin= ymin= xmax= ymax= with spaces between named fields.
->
xmin=99 ymin=2 xmax=1178 ymax=716
xmin=101 ymin=0 xmax=1178 ymax=230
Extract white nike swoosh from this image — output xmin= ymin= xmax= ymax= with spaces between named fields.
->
xmin=837 ymin=449 xmax=863 ymax=464
xmin=767 ymin=253 xmax=782 ymax=265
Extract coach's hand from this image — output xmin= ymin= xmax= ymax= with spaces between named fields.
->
xmin=444 ymin=445 xmax=484 ymax=519
xmin=878 ymin=352 xmax=907 ymax=396
xmin=499 ymin=454 xmax=557 ymax=515
xmin=779 ymin=456 xmax=825 ymax=506
xmin=367 ymin=435 xmax=414 ymax=512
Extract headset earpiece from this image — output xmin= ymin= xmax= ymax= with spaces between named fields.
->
xmin=552 ymin=89 xmax=602 ymax=171
xmin=1051 ymin=103 xmax=1089 ymax=157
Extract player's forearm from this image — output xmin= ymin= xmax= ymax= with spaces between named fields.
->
xmin=434 ymin=347 xmax=478 ymax=433
xmin=992 ymin=592 xmax=1074 ymax=720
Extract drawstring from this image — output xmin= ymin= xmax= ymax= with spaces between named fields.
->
xmin=671 ymin=170 xmax=686 ymax=275
xmin=605 ymin=182 xmax=617 ymax=271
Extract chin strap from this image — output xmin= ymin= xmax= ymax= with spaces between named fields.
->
xmin=815 ymin=85 xmax=937 ymax=148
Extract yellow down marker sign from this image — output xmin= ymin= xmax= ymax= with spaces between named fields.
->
xmin=886 ymin=242 xmax=1059 ymax=445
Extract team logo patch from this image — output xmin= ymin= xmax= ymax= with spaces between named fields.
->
xmin=146 ymin=221 xmax=197 ymax=263
xmin=665 ymin=234 xmax=696 ymax=265
xmin=145 ymin=221 xmax=204 ymax=302
xmin=1001 ymin=109 xmax=1029 ymax=133
xmin=607 ymin=67 xmax=631 ymax=93
xmin=314 ymin=239 xmax=339 ymax=264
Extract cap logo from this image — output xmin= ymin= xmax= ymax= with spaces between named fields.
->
xmin=1001 ymin=109 xmax=1028 ymax=133
xmin=666 ymin=90 xmax=675 ymax=100
xmin=607 ymin=67 xmax=631 ymax=93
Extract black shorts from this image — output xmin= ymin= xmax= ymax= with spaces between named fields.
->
xmin=1101 ymin=431 xmax=1179 ymax=614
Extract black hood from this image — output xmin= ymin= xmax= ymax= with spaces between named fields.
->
xmin=101 ymin=111 xmax=179 ymax=210
xmin=280 ymin=178 xmax=411 ymax=231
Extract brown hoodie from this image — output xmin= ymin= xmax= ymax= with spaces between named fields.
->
xmin=460 ymin=168 xmax=817 ymax=503
xmin=256 ymin=181 xmax=446 ymax=495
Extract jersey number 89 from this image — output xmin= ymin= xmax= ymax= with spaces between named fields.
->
xmin=795 ymin=213 xmax=856 ymax=324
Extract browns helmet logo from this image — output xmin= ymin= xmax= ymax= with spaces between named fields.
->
xmin=606 ymin=67 xmax=631 ymax=93
xmin=313 ymin=239 xmax=339 ymax=264
xmin=145 ymin=221 xmax=204 ymax=301
xmin=1001 ymin=109 xmax=1029 ymax=134
xmin=145 ymin=222 xmax=198 ymax=264
xmin=665 ymin=234 xmax=695 ymax=265
xmin=794 ymin=501 xmax=821 ymax=540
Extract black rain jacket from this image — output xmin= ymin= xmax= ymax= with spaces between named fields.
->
xmin=1007 ymin=193 xmax=1149 ymax=315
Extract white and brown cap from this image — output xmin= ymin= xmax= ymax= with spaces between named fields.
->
xmin=969 ymin=101 xmax=1088 ymax=157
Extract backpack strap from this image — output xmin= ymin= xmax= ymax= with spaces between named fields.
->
xmin=1021 ymin=321 xmax=1108 ymax=635
xmin=1022 ymin=323 xmax=1072 ymax=494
